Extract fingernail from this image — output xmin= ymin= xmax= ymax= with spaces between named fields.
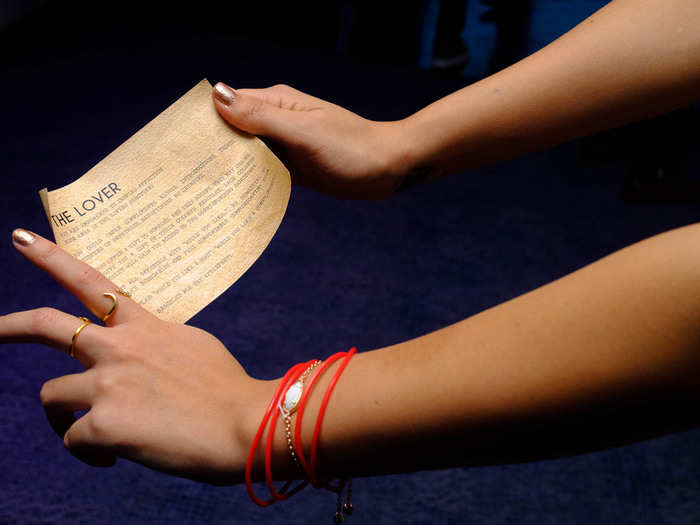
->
xmin=214 ymin=82 xmax=236 ymax=106
xmin=12 ymin=228 xmax=36 ymax=246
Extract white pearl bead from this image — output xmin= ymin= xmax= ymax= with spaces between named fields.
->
xmin=283 ymin=380 xmax=304 ymax=413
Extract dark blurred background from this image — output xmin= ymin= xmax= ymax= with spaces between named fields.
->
xmin=1 ymin=1 xmax=698 ymax=524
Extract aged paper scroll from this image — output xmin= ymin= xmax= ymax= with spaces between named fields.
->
xmin=39 ymin=79 xmax=290 ymax=323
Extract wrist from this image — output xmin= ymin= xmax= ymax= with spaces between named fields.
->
xmin=380 ymin=114 xmax=451 ymax=193
xmin=241 ymin=352 xmax=357 ymax=519
xmin=344 ymin=119 xmax=415 ymax=199
xmin=233 ymin=376 xmax=282 ymax=482
xmin=237 ymin=355 xmax=351 ymax=485
xmin=373 ymin=119 xmax=422 ymax=191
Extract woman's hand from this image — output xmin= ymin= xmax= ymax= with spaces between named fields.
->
xmin=212 ymin=82 xmax=411 ymax=199
xmin=2 ymin=229 xmax=271 ymax=484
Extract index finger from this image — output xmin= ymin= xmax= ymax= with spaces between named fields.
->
xmin=11 ymin=229 xmax=142 ymax=325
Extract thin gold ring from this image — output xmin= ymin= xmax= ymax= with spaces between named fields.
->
xmin=102 ymin=292 xmax=118 ymax=323
xmin=69 ymin=316 xmax=92 ymax=358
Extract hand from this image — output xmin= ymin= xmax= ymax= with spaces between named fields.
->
xmin=212 ymin=82 xmax=410 ymax=199
xmin=2 ymin=229 xmax=271 ymax=484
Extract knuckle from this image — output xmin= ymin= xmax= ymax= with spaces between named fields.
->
xmin=107 ymin=343 xmax=128 ymax=361
xmin=87 ymin=410 xmax=115 ymax=444
xmin=242 ymin=96 xmax=266 ymax=121
xmin=103 ymin=327 xmax=138 ymax=360
xmin=101 ymin=336 xmax=123 ymax=358
xmin=38 ymin=242 xmax=61 ymax=264
xmin=94 ymin=371 xmax=118 ymax=396
xmin=75 ymin=265 xmax=105 ymax=289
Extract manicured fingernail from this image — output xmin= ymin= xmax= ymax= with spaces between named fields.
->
xmin=214 ymin=82 xmax=236 ymax=106
xmin=12 ymin=228 xmax=36 ymax=246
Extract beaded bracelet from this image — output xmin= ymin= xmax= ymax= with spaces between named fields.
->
xmin=293 ymin=348 xmax=357 ymax=522
xmin=264 ymin=360 xmax=320 ymax=500
xmin=245 ymin=349 xmax=358 ymax=522
xmin=245 ymin=360 xmax=311 ymax=506
xmin=293 ymin=351 xmax=348 ymax=479
xmin=278 ymin=360 xmax=322 ymax=471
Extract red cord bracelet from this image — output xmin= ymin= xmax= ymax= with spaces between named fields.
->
xmin=293 ymin=351 xmax=347 ymax=478
xmin=245 ymin=361 xmax=308 ymax=507
xmin=246 ymin=348 xmax=358 ymax=521
xmin=310 ymin=347 xmax=357 ymax=488
xmin=264 ymin=361 xmax=314 ymax=501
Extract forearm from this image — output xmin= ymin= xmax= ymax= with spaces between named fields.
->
xmin=247 ymin=223 xmax=700 ymax=480
xmin=393 ymin=0 xmax=700 ymax=182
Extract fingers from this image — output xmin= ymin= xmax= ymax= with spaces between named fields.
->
xmin=237 ymin=84 xmax=326 ymax=109
xmin=11 ymin=229 xmax=142 ymax=325
xmin=212 ymin=82 xmax=314 ymax=143
xmin=0 ymin=308 xmax=107 ymax=363
xmin=63 ymin=414 xmax=117 ymax=467
xmin=41 ymin=372 xmax=94 ymax=439
xmin=42 ymin=372 xmax=117 ymax=467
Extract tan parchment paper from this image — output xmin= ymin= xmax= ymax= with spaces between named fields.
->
xmin=39 ymin=79 xmax=290 ymax=323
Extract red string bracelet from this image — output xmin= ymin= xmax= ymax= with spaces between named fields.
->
xmin=293 ymin=351 xmax=347 ymax=478
xmin=245 ymin=361 xmax=309 ymax=507
xmin=264 ymin=361 xmax=317 ymax=501
xmin=310 ymin=347 xmax=357 ymax=488
xmin=246 ymin=349 xmax=358 ymax=522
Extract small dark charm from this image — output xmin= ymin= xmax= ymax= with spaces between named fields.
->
xmin=343 ymin=503 xmax=354 ymax=515
xmin=333 ymin=511 xmax=344 ymax=523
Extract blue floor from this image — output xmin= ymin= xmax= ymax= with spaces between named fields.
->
xmin=1 ymin=1 xmax=698 ymax=524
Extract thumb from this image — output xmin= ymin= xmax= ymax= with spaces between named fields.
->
xmin=212 ymin=82 xmax=302 ymax=143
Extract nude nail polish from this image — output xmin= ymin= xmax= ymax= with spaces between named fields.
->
xmin=12 ymin=228 xmax=35 ymax=246
xmin=214 ymin=82 xmax=236 ymax=106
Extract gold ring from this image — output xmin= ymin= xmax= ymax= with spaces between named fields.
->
xmin=69 ymin=316 xmax=92 ymax=358
xmin=102 ymin=292 xmax=118 ymax=323
xmin=116 ymin=287 xmax=131 ymax=298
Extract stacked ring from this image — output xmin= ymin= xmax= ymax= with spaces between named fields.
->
xmin=68 ymin=316 xmax=92 ymax=358
xmin=102 ymin=292 xmax=118 ymax=323
xmin=67 ymin=288 xmax=130 ymax=357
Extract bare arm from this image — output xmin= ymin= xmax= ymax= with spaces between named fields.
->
xmin=3 ymin=222 xmax=700 ymax=484
xmin=398 ymin=0 xmax=700 ymax=185
xmin=249 ymin=222 xmax=700 ymax=479
xmin=213 ymin=0 xmax=700 ymax=197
